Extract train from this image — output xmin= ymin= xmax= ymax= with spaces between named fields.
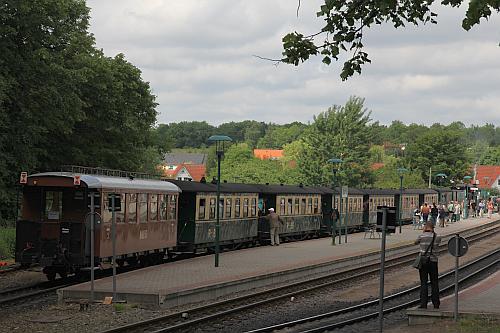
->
xmin=15 ymin=167 xmax=464 ymax=280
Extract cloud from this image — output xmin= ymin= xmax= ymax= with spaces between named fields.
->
xmin=86 ymin=0 xmax=500 ymax=126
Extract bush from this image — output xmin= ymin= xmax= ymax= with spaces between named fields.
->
xmin=0 ymin=228 xmax=15 ymax=260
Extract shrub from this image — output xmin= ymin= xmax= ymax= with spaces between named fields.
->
xmin=0 ymin=228 xmax=15 ymax=260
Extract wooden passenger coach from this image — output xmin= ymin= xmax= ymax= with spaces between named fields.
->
xmin=16 ymin=171 xmax=180 ymax=280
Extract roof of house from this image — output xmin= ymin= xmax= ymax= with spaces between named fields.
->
xmin=164 ymin=153 xmax=207 ymax=165
xmin=163 ymin=164 xmax=206 ymax=182
xmin=253 ymin=149 xmax=284 ymax=160
xmin=475 ymin=165 xmax=500 ymax=188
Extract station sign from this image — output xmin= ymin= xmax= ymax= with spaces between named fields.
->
xmin=74 ymin=175 xmax=81 ymax=186
xmin=342 ymin=186 xmax=348 ymax=198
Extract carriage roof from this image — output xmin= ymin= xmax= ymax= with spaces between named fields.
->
xmin=28 ymin=172 xmax=181 ymax=192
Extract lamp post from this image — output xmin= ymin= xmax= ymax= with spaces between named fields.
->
xmin=436 ymin=173 xmax=447 ymax=204
xmin=207 ymin=135 xmax=232 ymax=267
xmin=397 ymin=167 xmax=408 ymax=234
xmin=328 ymin=158 xmax=343 ymax=246
xmin=463 ymin=175 xmax=472 ymax=219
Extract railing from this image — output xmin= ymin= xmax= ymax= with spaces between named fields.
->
xmin=60 ymin=165 xmax=161 ymax=180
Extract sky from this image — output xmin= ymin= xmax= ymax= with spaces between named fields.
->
xmin=86 ymin=1 xmax=500 ymax=126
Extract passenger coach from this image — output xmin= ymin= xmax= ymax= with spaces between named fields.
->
xmin=16 ymin=169 xmax=180 ymax=280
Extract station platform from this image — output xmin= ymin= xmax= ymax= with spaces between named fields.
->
xmin=58 ymin=216 xmax=500 ymax=308
xmin=407 ymin=270 xmax=500 ymax=325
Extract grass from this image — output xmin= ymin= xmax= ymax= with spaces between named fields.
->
xmin=456 ymin=316 xmax=500 ymax=333
xmin=0 ymin=227 xmax=15 ymax=260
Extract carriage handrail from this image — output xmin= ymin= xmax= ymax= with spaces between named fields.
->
xmin=60 ymin=165 xmax=161 ymax=180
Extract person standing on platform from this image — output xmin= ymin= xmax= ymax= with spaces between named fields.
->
xmin=448 ymin=201 xmax=455 ymax=223
xmin=478 ymin=200 xmax=485 ymax=218
xmin=265 ymin=208 xmax=283 ymax=246
xmin=421 ymin=203 xmax=430 ymax=222
xmin=430 ymin=203 xmax=438 ymax=226
xmin=415 ymin=221 xmax=441 ymax=309
xmin=454 ymin=201 xmax=461 ymax=221
xmin=487 ymin=199 xmax=494 ymax=218
xmin=438 ymin=204 xmax=446 ymax=228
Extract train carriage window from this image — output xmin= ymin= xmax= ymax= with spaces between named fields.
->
xmin=138 ymin=194 xmax=148 ymax=223
xmin=287 ymin=198 xmax=293 ymax=215
xmin=127 ymin=193 xmax=137 ymax=223
xmin=251 ymin=198 xmax=256 ymax=217
xmin=102 ymin=192 xmax=125 ymax=223
xmin=307 ymin=197 xmax=312 ymax=214
xmin=198 ymin=198 xmax=206 ymax=220
xmin=225 ymin=198 xmax=232 ymax=219
xmin=243 ymin=198 xmax=249 ymax=217
xmin=149 ymin=194 xmax=158 ymax=222
xmin=160 ymin=194 xmax=168 ymax=221
xmin=280 ymin=198 xmax=285 ymax=215
xmin=169 ymin=194 xmax=177 ymax=220
xmin=45 ymin=191 xmax=63 ymax=220
xmin=219 ymin=198 xmax=224 ymax=219
xmin=294 ymin=198 xmax=300 ymax=215
xmin=300 ymin=198 xmax=306 ymax=214
xmin=235 ymin=198 xmax=241 ymax=218
xmin=209 ymin=198 xmax=216 ymax=219
xmin=313 ymin=198 xmax=319 ymax=214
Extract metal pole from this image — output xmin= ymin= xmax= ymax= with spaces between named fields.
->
xmin=345 ymin=196 xmax=348 ymax=243
xmin=338 ymin=196 xmax=342 ymax=244
xmin=464 ymin=186 xmax=468 ymax=219
xmin=378 ymin=207 xmax=387 ymax=333
xmin=215 ymin=151 xmax=221 ymax=267
xmin=90 ymin=192 xmax=95 ymax=303
xmin=332 ymin=191 xmax=336 ymax=246
xmin=112 ymin=194 xmax=116 ymax=300
xmin=399 ymin=176 xmax=403 ymax=233
xmin=454 ymin=234 xmax=459 ymax=321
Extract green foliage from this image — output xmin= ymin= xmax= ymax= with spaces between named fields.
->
xmin=405 ymin=129 xmax=470 ymax=183
xmin=257 ymin=122 xmax=307 ymax=149
xmin=209 ymin=143 xmax=302 ymax=184
xmin=373 ymin=157 xmax=426 ymax=189
xmin=281 ymin=1 xmax=499 ymax=79
xmin=0 ymin=0 xmax=159 ymax=223
xmin=457 ymin=316 xmax=500 ymax=333
xmin=296 ymin=96 xmax=374 ymax=187
xmin=0 ymin=228 xmax=15 ymax=260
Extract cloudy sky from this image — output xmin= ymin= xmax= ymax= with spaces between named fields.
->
xmin=86 ymin=1 xmax=500 ymax=126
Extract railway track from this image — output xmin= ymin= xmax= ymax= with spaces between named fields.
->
xmin=0 ymin=279 xmax=76 ymax=307
xmin=100 ymin=223 xmax=500 ymax=333
xmin=247 ymin=249 xmax=500 ymax=333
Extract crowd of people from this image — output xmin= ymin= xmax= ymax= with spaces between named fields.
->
xmin=413 ymin=197 xmax=497 ymax=229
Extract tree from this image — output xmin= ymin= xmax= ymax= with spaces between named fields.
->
xmin=280 ymin=1 xmax=499 ymax=80
xmin=257 ymin=122 xmax=307 ymax=149
xmin=405 ymin=129 xmax=470 ymax=183
xmin=296 ymin=96 xmax=374 ymax=187
xmin=373 ymin=157 xmax=426 ymax=189
xmin=0 ymin=0 xmax=158 ymax=225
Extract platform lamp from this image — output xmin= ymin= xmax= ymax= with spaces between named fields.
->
xmin=207 ymin=135 xmax=232 ymax=267
xmin=397 ymin=167 xmax=408 ymax=233
xmin=328 ymin=158 xmax=343 ymax=246
xmin=463 ymin=175 xmax=472 ymax=219
xmin=436 ymin=173 xmax=447 ymax=204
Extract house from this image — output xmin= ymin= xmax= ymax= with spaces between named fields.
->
xmin=474 ymin=165 xmax=500 ymax=191
xmin=160 ymin=153 xmax=207 ymax=181
xmin=253 ymin=149 xmax=283 ymax=160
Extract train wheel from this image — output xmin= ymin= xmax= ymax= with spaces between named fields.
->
xmin=58 ymin=269 xmax=68 ymax=279
xmin=46 ymin=271 xmax=56 ymax=281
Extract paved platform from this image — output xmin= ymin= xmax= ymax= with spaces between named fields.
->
xmin=58 ymin=216 xmax=500 ymax=308
xmin=407 ymin=270 xmax=500 ymax=325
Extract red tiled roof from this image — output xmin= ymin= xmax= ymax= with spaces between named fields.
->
xmin=159 ymin=163 xmax=206 ymax=181
xmin=253 ymin=149 xmax=283 ymax=160
xmin=182 ymin=164 xmax=206 ymax=181
xmin=475 ymin=165 xmax=500 ymax=188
